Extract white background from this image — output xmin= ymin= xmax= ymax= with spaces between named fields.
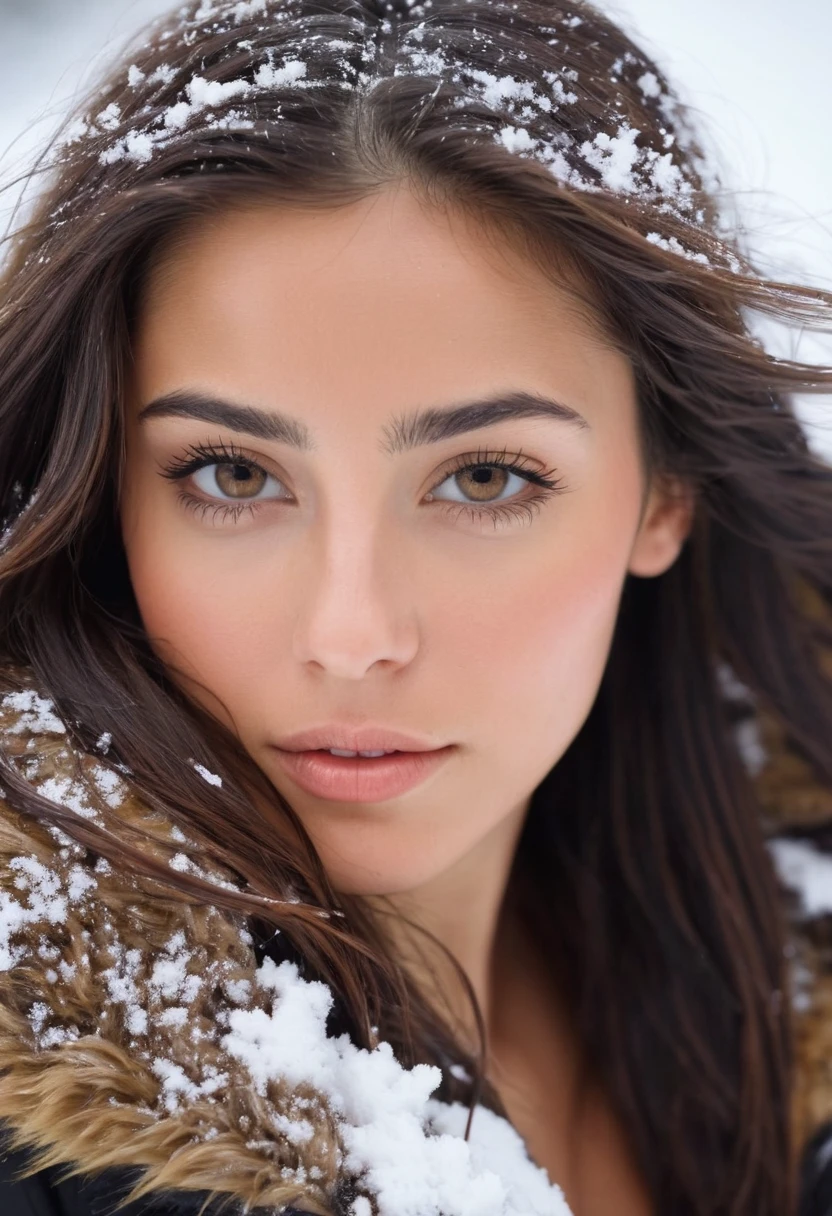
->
xmin=1 ymin=0 xmax=830 ymax=452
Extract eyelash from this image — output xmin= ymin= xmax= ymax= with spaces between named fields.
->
xmin=159 ymin=440 xmax=566 ymax=529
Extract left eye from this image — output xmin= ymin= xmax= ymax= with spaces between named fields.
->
xmin=191 ymin=462 xmax=287 ymax=501
xmin=428 ymin=464 xmax=529 ymax=505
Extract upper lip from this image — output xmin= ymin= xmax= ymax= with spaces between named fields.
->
xmin=274 ymin=726 xmax=448 ymax=753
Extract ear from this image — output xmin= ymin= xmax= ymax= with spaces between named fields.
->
xmin=627 ymin=475 xmax=695 ymax=578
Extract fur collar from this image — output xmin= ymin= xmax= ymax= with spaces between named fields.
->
xmin=1 ymin=672 xmax=832 ymax=1212
xmin=0 ymin=682 xmax=571 ymax=1216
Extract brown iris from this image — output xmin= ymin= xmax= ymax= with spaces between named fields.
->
xmin=213 ymin=462 xmax=267 ymax=499
xmin=454 ymin=465 xmax=510 ymax=502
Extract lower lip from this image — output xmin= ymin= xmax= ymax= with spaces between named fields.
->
xmin=270 ymin=746 xmax=455 ymax=802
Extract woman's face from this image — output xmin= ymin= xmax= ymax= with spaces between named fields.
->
xmin=121 ymin=186 xmax=690 ymax=896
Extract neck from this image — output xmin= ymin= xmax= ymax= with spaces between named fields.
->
xmin=373 ymin=796 xmax=531 ymax=1048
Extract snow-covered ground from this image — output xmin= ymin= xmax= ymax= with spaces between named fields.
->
xmin=1 ymin=0 xmax=830 ymax=453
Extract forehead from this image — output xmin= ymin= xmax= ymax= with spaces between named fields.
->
xmin=130 ymin=188 xmax=632 ymax=421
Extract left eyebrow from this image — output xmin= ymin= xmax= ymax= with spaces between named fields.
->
xmin=382 ymin=390 xmax=589 ymax=454
xmin=137 ymin=388 xmax=590 ymax=453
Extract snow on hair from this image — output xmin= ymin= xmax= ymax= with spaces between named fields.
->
xmin=50 ymin=0 xmax=721 ymax=266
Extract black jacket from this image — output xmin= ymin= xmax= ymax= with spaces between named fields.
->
xmin=0 ymin=1139 xmax=206 ymax=1216
xmin=0 ymin=1135 xmax=319 ymax=1216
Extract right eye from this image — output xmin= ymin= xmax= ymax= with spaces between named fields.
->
xmin=191 ymin=460 xmax=287 ymax=501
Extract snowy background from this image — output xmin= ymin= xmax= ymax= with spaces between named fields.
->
xmin=1 ymin=0 xmax=830 ymax=455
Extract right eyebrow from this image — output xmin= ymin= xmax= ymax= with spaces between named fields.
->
xmin=138 ymin=391 xmax=313 ymax=449
xmin=137 ymin=388 xmax=590 ymax=453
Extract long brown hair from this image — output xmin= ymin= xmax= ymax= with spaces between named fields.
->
xmin=1 ymin=1 xmax=832 ymax=1212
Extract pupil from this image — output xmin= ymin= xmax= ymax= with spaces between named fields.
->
xmin=233 ymin=464 xmax=252 ymax=481
xmin=472 ymin=468 xmax=493 ymax=483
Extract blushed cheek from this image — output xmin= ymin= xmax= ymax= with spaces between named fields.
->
xmin=461 ymin=559 xmax=621 ymax=727
xmin=120 ymin=494 xmax=287 ymax=727
xmin=448 ymin=493 xmax=642 ymax=787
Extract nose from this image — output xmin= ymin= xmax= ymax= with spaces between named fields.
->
xmin=291 ymin=510 xmax=420 ymax=680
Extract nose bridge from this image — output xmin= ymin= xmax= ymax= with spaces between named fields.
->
xmin=292 ymin=494 xmax=419 ymax=678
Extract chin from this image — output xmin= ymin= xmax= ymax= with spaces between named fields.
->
xmin=324 ymin=862 xmax=444 ymax=899
xmin=310 ymin=839 xmax=453 ymax=899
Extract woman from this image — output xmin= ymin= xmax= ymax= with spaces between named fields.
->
xmin=0 ymin=0 xmax=831 ymax=1212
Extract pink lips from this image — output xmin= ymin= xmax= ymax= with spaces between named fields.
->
xmin=270 ymin=727 xmax=455 ymax=803
xmin=270 ymin=748 xmax=454 ymax=802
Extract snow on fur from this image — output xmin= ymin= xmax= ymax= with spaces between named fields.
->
xmin=769 ymin=837 xmax=832 ymax=919
xmin=225 ymin=958 xmax=571 ymax=1214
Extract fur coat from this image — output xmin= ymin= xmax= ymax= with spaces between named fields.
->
xmin=1 ymin=671 xmax=832 ymax=1216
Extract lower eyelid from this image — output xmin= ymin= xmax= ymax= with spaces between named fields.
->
xmin=176 ymin=490 xmax=261 ymax=523
xmin=436 ymin=488 xmax=557 ymax=529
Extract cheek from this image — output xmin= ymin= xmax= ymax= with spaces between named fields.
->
xmin=439 ymin=475 xmax=642 ymax=767
xmin=120 ymin=489 xmax=288 ymax=725
xmin=438 ymin=544 xmax=624 ymax=811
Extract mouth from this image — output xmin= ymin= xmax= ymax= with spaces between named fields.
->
xmin=269 ymin=745 xmax=456 ymax=803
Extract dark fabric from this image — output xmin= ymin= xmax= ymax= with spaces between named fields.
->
xmin=0 ymin=1142 xmax=213 ymax=1216
xmin=0 ymin=1144 xmax=63 ymax=1216
xmin=0 ymin=1135 xmax=314 ymax=1216
xmin=800 ymin=1122 xmax=832 ymax=1216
